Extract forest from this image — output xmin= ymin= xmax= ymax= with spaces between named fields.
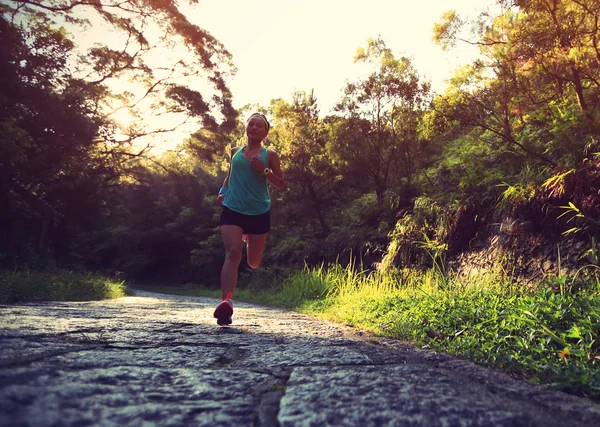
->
xmin=2 ymin=0 xmax=598 ymax=284
xmin=1 ymin=0 xmax=599 ymax=396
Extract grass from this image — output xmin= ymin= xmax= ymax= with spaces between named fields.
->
xmin=300 ymin=264 xmax=600 ymax=399
xmin=0 ymin=269 xmax=129 ymax=303
xmin=157 ymin=262 xmax=600 ymax=400
xmin=7 ymin=259 xmax=597 ymax=398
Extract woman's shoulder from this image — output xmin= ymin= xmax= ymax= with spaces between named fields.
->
xmin=266 ymin=148 xmax=280 ymax=158
xmin=231 ymin=146 xmax=242 ymax=155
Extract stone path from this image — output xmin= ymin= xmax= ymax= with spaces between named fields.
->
xmin=1 ymin=290 xmax=600 ymax=426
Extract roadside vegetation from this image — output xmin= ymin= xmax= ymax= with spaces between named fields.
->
xmin=0 ymin=270 xmax=128 ymax=303
xmin=143 ymin=262 xmax=599 ymax=400
xmin=282 ymin=263 xmax=600 ymax=400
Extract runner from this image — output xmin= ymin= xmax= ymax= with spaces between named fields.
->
xmin=214 ymin=112 xmax=285 ymax=325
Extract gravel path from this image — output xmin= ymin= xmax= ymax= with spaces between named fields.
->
xmin=1 ymin=290 xmax=599 ymax=426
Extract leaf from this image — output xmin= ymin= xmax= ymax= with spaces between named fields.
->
xmin=562 ymin=227 xmax=582 ymax=236
xmin=565 ymin=325 xmax=582 ymax=339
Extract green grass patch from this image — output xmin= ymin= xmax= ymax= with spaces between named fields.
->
xmin=172 ymin=262 xmax=600 ymax=399
xmin=135 ymin=262 xmax=600 ymax=399
xmin=298 ymin=264 xmax=600 ymax=399
xmin=0 ymin=269 xmax=129 ymax=303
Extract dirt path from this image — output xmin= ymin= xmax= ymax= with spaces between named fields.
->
xmin=1 ymin=290 xmax=599 ymax=426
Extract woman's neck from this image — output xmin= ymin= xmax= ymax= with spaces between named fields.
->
xmin=247 ymin=139 xmax=262 ymax=149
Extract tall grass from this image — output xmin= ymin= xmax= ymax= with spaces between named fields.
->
xmin=0 ymin=269 xmax=129 ymax=303
xmin=236 ymin=262 xmax=600 ymax=399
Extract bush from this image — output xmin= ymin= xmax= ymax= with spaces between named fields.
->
xmin=0 ymin=269 xmax=128 ymax=303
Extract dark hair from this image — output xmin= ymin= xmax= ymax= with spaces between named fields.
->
xmin=247 ymin=112 xmax=270 ymax=132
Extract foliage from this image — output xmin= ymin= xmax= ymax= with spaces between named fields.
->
xmin=432 ymin=0 xmax=599 ymax=169
xmin=333 ymin=37 xmax=431 ymax=205
xmin=190 ymin=232 xmax=224 ymax=285
xmin=76 ymin=154 xmax=220 ymax=284
xmin=269 ymin=91 xmax=336 ymax=237
xmin=0 ymin=269 xmax=128 ymax=303
xmin=209 ymin=262 xmax=600 ymax=399
xmin=0 ymin=0 xmax=236 ymax=269
xmin=4 ymin=0 xmax=237 ymax=135
xmin=0 ymin=13 xmax=111 ymax=266
xmin=382 ymin=196 xmax=452 ymax=271
xmin=518 ymin=156 xmax=600 ymax=246
xmin=323 ymin=193 xmax=390 ymax=264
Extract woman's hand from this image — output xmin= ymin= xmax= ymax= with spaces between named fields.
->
xmin=250 ymin=155 xmax=266 ymax=173
xmin=216 ymin=193 xmax=225 ymax=206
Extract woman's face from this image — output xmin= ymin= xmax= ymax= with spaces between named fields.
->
xmin=246 ymin=117 xmax=268 ymax=141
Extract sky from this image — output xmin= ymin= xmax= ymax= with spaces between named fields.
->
xmin=72 ymin=0 xmax=500 ymax=151
xmin=186 ymin=0 xmax=499 ymax=115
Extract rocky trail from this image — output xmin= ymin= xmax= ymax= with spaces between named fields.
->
xmin=1 ymin=290 xmax=600 ymax=426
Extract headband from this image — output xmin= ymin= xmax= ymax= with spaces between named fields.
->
xmin=247 ymin=113 xmax=270 ymax=132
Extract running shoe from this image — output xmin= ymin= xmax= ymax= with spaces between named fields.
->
xmin=217 ymin=315 xmax=232 ymax=326
xmin=214 ymin=299 xmax=233 ymax=326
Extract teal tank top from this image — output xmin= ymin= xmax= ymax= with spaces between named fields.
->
xmin=223 ymin=146 xmax=271 ymax=215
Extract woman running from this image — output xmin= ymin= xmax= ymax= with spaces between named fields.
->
xmin=214 ymin=112 xmax=285 ymax=325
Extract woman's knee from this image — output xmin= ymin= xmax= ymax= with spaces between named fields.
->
xmin=247 ymin=250 xmax=264 ymax=268
xmin=248 ymin=258 xmax=262 ymax=269
xmin=245 ymin=234 xmax=267 ymax=269
xmin=225 ymin=246 xmax=243 ymax=263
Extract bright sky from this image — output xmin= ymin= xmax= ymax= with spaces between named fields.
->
xmin=71 ymin=0 xmax=500 ymax=151
xmin=187 ymin=0 xmax=499 ymax=115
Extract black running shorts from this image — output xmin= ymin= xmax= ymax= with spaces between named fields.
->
xmin=220 ymin=206 xmax=271 ymax=234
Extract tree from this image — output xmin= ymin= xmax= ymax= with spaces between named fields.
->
xmin=501 ymin=0 xmax=600 ymax=133
xmin=4 ymin=0 xmax=238 ymax=144
xmin=77 ymin=151 xmax=219 ymax=283
xmin=0 ymin=1 xmax=237 ymax=266
xmin=433 ymin=1 xmax=600 ymax=167
xmin=270 ymin=91 xmax=335 ymax=236
xmin=0 ymin=14 xmax=110 ymax=262
xmin=334 ymin=38 xmax=430 ymax=205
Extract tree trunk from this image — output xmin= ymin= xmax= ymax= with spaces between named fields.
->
xmin=570 ymin=66 xmax=595 ymax=128
xmin=0 ymin=163 xmax=58 ymax=253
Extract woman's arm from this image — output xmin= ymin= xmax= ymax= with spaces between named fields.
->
xmin=216 ymin=147 xmax=239 ymax=205
xmin=266 ymin=150 xmax=285 ymax=191
xmin=249 ymin=149 xmax=285 ymax=190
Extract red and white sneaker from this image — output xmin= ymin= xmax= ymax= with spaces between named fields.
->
xmin=214 ymin=296 xmax=233 ymax=326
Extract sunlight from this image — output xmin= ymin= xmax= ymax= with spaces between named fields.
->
xmin=60 ymin=0 xmax=499 ymax=152
xmin=188 ymin=0 xmax=499 ymax=113
xmin=114 ymin=296 xmax=165 ymax=304
xmin=67 ymin=6 xmax=222 ymax=152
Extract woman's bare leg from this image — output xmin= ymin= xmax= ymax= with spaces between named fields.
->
xmin=246 ymin=233 xmax=268 ymax=269
xmin=220 ymin=225 xmax=244 ymax=299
